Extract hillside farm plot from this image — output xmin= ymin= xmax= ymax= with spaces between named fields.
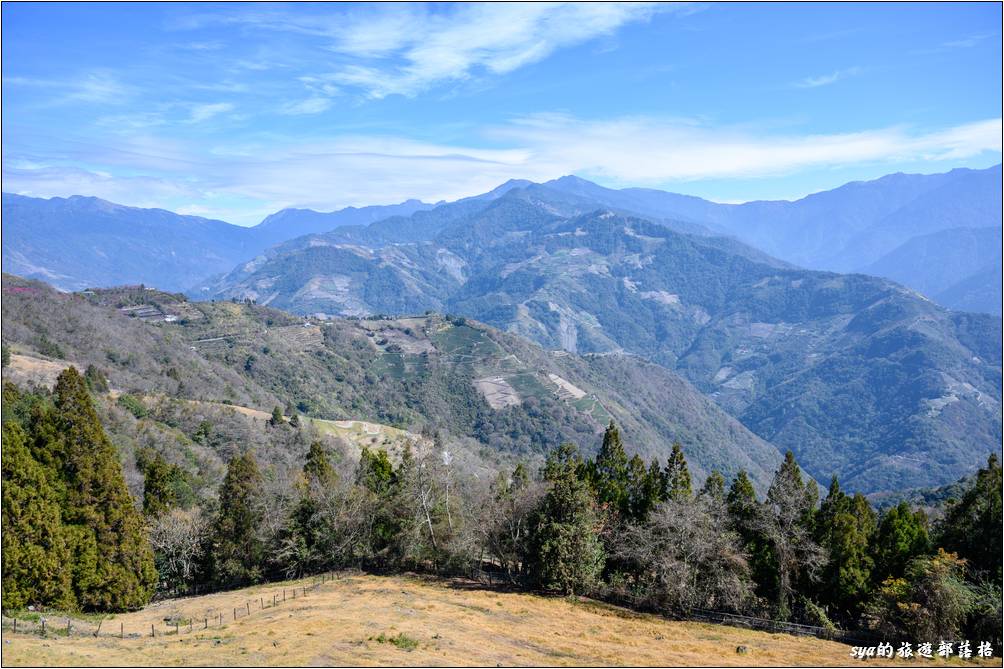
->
xmin=431 ymin=323 xmax=508 ymax=372
xmin=270 ymin=324 xmax=324 ymax=351
xmin=473 ymin=375 xmax=521 ymax=409
xmin=572 ymin=394 xmax=614 ymax=425
xmin=310 ymin=417 xmax=428 ymax=462
xmin=357 ymin=320 xmax=436 ymax=355
xmin=370 ymin=352 xmax=428 ymax=381
xmin=547 ymin=372 xmax=586 ymax=400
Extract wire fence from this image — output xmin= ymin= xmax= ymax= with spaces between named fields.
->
xmin=1 ymin=571 xmax=343 ymax=640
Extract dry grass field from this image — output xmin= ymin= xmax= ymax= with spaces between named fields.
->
xmin=3 ymin=573 xmax=998 ymax=667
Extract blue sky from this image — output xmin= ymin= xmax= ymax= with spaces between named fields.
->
xmin=3 ymin=2 xmax=1001 ymax=226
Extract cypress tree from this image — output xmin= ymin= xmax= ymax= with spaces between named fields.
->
xmin=938 ymin=454 xmax=1002 ymax=585
xmin=142 ymin=453 xmax=178 ymax=517
xmin=665 ymin=442 xmax=692 ymax=501
xmin=627 ymin=456 xmax=664 ymax=521
xmin=212 ymin=452 xmax=265 ymax=586
xmin=727 ymin=470 xmax=774 ymax=603
xmin=763 ymin=451 xmax=824 ymax=620
xmin=1 ymin=420 xmax=75 ymax=610
xmin=871 ymin=501 xmax=930 ymax=583
xmin=49 ymin=367 xmax=157 ymax=611
xmin=303 ymin=441 xmax=337 ymax=489
xmin=588 ymin=421 xmax=630 ymax=515
xmin=814 ymin=477 xmax=876 ymax=620
xmin=700 ymin=470 xmax=727 ymax=501
xmin=269 ymin=405 xmax=285 ymax=427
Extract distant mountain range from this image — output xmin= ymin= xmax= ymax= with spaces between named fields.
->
xmin=3 ymin=164 xmax=1000 ymax=312
xmin=202 ymin=185 xmax=1002 ymax=493
xmin=0 ymin=193 xmax=436 ymax=293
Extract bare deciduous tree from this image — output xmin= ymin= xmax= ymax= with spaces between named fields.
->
xmin=613 ymin=495 xmax=752 ymax=613
xmin=148 ymin=508 xmax=208 ymax=593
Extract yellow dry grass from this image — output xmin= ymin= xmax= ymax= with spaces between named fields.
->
xmin=4 ymin=574 xmax=999 ymax=667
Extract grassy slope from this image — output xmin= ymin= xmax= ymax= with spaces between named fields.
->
xmin=3 ymin=573 xmax=988 ymax=667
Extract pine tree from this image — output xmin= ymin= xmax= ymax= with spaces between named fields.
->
xmin=355 ymin=447 xmax=405 ymax=565
xmin=211 ymin=452 xmax=265 ymax=586
xmin=285 ymin=442 xmax=339 ymax=575
xmin=1 ymin=420 xmax=74 ymax=610
xmin=665 ymin=442 xmax=692 ymax=501
xmin=269 ymin=405 xmax=285 ymax=427
xmin=357 ymin=447 xmax=394 ymax=495
xmin=528 ymin=443 xmax=604 ymax=595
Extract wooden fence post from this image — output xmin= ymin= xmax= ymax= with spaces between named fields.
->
xmin=12 ymin=618 xmax=16 ymax=633
xmin=260 ymin=597 xmax=264 ymax=609
xmin=204 ymin=618 xmax=208 ymax=630
xmin=174 ymin=622 xmax=179 ymax=635
xmin=66 ymin=619 xmax=71 ymax=636
xmin=41 ymin=619 xmax=46 ymax=635
xmin=246 ymin=602 xmax=250 ymax=616
xmin=283 ymin=589 xmax=286 ymax=602
xmin=120 ymin=622 xmax=124 ymax=639
xmin=273 ymin=594 xmax=277 ymax=607
xmin=151 ymin=624 xmax=155 ymax=637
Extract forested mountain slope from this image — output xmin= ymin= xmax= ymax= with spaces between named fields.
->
xmin=205 ymin=190 xmax=1002 ymax=493
xmin=1 ymin=275 xmax=782 ymax=491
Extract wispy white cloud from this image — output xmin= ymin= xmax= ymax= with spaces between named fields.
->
xmin=188 ymin=102 xmax=234 ymax=123
xmin=279 ymin=97 xmax=333 ymax=115
xmin=793 ymin=67 xmax=862 ymax=89
xmin=184 ymin=3 xmax=674 ymax=99
xmin=5 ymin=70 xmax=130 ymax=105
xmin=941 ymin=34 xmax=990 ymax=49
xmin=491 ymin=114 xmax=1003 ymax=183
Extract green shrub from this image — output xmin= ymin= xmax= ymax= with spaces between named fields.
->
xmin=117 ymin=394 xmax=148 ymax=419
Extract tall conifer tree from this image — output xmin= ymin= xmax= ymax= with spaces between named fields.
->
xmin=212 ymin=452 xmax=265 ymax=585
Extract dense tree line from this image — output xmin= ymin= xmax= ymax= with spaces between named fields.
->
xmin=3 ymin=373 xmax=1001 ymax=650
xmin=141 ymin=419 xmax=1001 ymax=648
